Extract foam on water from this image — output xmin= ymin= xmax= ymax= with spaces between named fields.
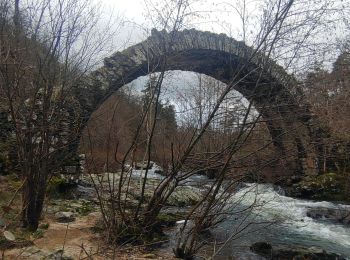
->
xmin=223 ymin=183 xmax=350 ymax=257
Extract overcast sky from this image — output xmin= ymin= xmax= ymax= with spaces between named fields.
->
xmin=97 ymin=0 xmax=247 ymax=50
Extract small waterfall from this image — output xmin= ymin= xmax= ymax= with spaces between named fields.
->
xmin=215 ymin=183 xmax=350 ymax=259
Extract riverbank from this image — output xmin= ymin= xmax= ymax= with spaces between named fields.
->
xmin=210 ymin=182 xmax=350 ymax=259
xmin=1 ymin=173 xmax=350 ymax=259
xmin=285 ymin=172 xmax=350 ymax=204
xmin=0 ymin=174 xmax=178 ymax=259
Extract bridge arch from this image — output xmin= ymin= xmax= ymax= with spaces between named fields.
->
xmin=76 ymin=29 xmax=319 ymax=175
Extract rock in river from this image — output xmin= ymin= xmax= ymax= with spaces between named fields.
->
xmin=306 ymin=207 xmax=350 ymax=225
xmin=250 ymin=242 xmax=345 ymax=260
xmin=250 ymin=242 xmax=272 ymax=257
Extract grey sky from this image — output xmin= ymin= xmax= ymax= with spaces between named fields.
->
xmin=97 ymin=0 xmax=246 ymax=49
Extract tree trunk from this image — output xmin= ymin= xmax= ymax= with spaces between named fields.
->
xmin=21 ymin=171 xmax=46 ymax=231
xmin=14 ymin=0 xmax=20 ymax=29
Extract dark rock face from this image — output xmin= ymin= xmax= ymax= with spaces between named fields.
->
xmin=306 ymin=207 xmax=350 ymax=225
xmin=251 ymin=242 xmax=346 ymax=260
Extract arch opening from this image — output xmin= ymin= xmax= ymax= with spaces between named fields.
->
xmin=74 ymin=29 xmax=319 ymax=176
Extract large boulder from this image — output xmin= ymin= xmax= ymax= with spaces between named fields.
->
xmin=250 ymin=242 xmax=272 ymax=257
xmin=306 ymin=207 xmax=350 ymax=225
xmin=273 ymin=246 xmax=345 ymax=260
xmin=251 ymin=242 xmax=345 ymax=260
xmin=287 ymin=173 xmax=348 ymax=202
xmin=168 ymin=186 xmax=202 ymax=207
xmin=75 ymin=185 xmax=95 ymax=200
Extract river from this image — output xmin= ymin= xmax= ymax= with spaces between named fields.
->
xmin=130 ymin=167 xmax=350 ymax=259
xmin=210 ymin=183 xmax=350 ymax=259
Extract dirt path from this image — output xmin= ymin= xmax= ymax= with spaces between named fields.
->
xmin=4 ymin=212 xmax=176 ymax=260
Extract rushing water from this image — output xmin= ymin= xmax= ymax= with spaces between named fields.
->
xmin=211 ymin=183 xmax=350 ymax=259
xmin=128 ymin=167 xmax=350 ymax=258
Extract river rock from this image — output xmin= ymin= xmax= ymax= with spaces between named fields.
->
xmin=306 ymin=207 xmax=350 ymax=225
xmin=273 ymin=246 xmax=345 ymax=260
xmin=273 ymin=185 xmax=286 ymax=196
xmin=251 ymin=243 xmax=345 ymax=260
xmin=134 ymin=162 xmax=154 ymax=170
xmin=54 ymin=211 xmax=75 ymax=223
xmin=168 ymin=186 xmax=202 ymax=207
xmin=75 ymin=185 xmax=95 ymax=200
xmin=250 ymin=242 xmax=272 ymax=257
xmin=154 ymin=169 xmax=164 ymax=175
xmin=287 ymin=173 xmax=347 ymax=202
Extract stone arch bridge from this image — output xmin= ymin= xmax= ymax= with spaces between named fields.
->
xmin=72 ymin=29 xmax=321 ymax=176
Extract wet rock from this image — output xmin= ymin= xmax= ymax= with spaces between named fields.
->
xmin=154 ymin=169 xmax=164 ymax=175
xmin=75 ymin=185 xmax=95 ymax=200
xmin=273 ymin=246 xmax=345 ymax=260
xmin=287 ymin=173 xmax=348 ymax=202
xmin=168 ymin=186 xmax=202 ymax=207
xmin=54 ymin=211 xmax=75 ymax=223
xmin=134 ymin=162 xmax=154 ymax=170
xmin=251 ymin=243 xmax=346 ymax=260
xmin=273 ymin=185 xmax=285 ymax=196
xmin=206 ymin=169 xmax=219 ymax=179
xmin=306 ymin=207 xmax=350 ymax=225
xmin=250 ymin=242 xmax=272 ymax=257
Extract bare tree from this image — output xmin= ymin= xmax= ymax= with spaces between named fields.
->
xmin=0 ymin=0 xmax=118 ymax=230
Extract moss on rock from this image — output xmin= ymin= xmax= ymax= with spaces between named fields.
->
xmin=289 ymin=172 xmax=349 ymax=202
xmin=168 ymin=186 xmax=202 ymax=207
xmin=156 ymin=212 xmax=182 ymax=227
